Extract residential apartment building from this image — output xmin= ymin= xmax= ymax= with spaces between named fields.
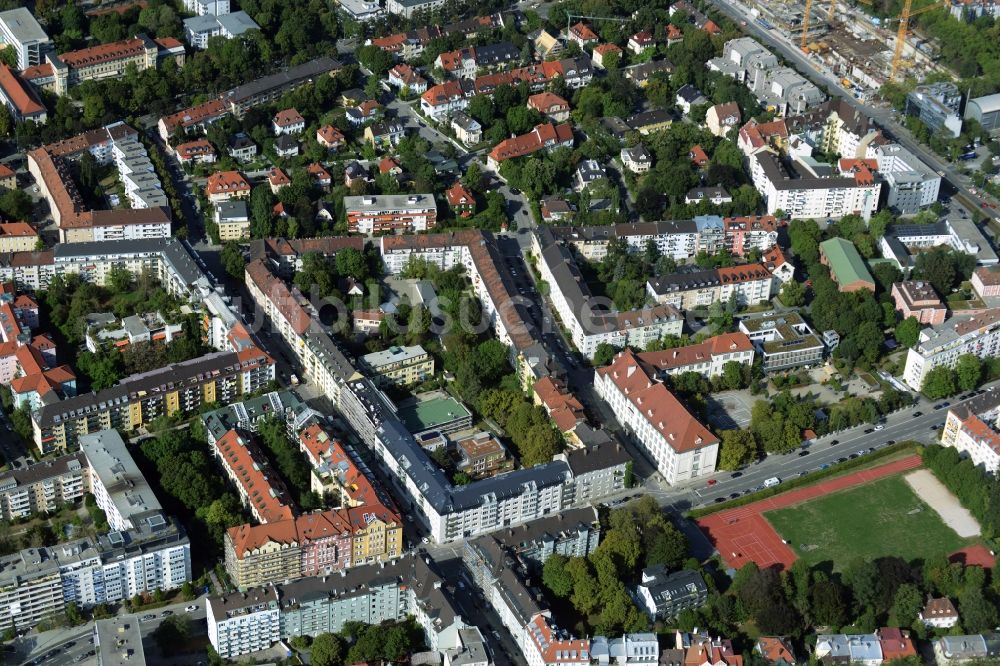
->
xmin=940 ymin=393 xmax=1000 ymax=475
xmin=32 ymin=349 xmax=275 ymax=453
xmin=875 ymin=144 xmax=941 ymax=213
xmin=972 ymin=266 xmax=1000 ymax=299
xmin=157 ymin=99 xmax=229 ymax=142
xmin=343 ymin=194 xmax=437 ymax=233
xmin=0 ymin=8 xmax=50 ymax=69
xmin=360 ymin=345 xmax=434 ymax=387
xmin=636 ymin=566 xmax=709 ymax=619
xmin=738 ymin=312 xmax=825 ymax=371
xmin=595 ymin=349 xmax=719 ymax=484
xmin=0 ymin=452 xmax=87 ymax=520
xmin=0 ymin=430 xmax=190 ymax=630
xmin=184 ymin=0 xmax=230 ymax=15
xmin=248 ymin=231 xmax=628 ymax=543
xmin=27 ymin=123 xmax=171 ymax=243
xmin=216 ymin=200 xmax=251 ymax=241
xmin=903 ymin=309 xmax=1000 ymax=390
xmin=906 ymin=82 xmax=963 ymax=138
xmin=80 ymin=430 xmax=164 ymax=532
xmin=184 ymin=11 xmax=260 ymax=49
xmin=891 ymin=281 xmax=947 ymax=326
xmin=646 ymin=264 xmax=774 ymax=311
xmin=535 ymin=229 xmax=684 ymax=359
xmin=206 ymin=170 xmax=251 ymax=203
xmin=487 ymin=506 xmax=601 ymax=570
xmin=638 ymin=333 xmax=755 ymax=379
xmin=750 ymin=149 xmax=881 ymax=219
xmin=209 ymin=553 xmax=475 ymax=659
xmin=213 ymin=429 xmax=296 ymax=524
xmin=224 ymin=509 xmax=356 ymax=591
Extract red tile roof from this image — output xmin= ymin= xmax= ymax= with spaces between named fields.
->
xmin=317 ymin=125 xmax=345 ymax=145
xmin=273 ymin=108 xmax=304 ymax=127
xmin=598 ymin=349 xmax=718 ymax=453
xmin=268 ymin=167 xmax=290 ymax=187
xmin=57 ymin=37 xmax=149 ymax=69
xmin=690 ymin=144 xmax=710 ymax=166
xmin=215 ymin=429 xmax=295 ymax=524
xmin=246 ymin=258 xmax=312 ymax=336
xmin=570 ymin=22 xmax=599 ymax=41
xmin=0 ymin=222 xmax=37 ymax=238
xmin=0 ymin=65 xmax=45 ymax=117
xmin=716 ymin=263 xmax=771 ymax=283
xmin=206 ymin=170 xmax=250 ymax=196
xmin=174 ymin=139 xmax=215 ymax=160
xmin=489 ymin=122 xmax=573 ymax=163
xmin=638 ymin=333 xmax=753 ymax=372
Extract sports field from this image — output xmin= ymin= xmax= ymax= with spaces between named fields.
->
xmin=765 ymin=475 xmax=972 ymax=570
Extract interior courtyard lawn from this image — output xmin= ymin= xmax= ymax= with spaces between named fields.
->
xmin=764 ymin=474 xmax=972 ymax=570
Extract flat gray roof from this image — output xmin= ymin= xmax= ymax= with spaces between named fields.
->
xmin=95 ymin=617 xmax=147 ymax=666
xmin=0 ymin=8 xmax=50 ymax=44
xmin=80 ymin=430 xmax=162 ymax=525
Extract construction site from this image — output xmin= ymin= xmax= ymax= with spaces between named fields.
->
xmin=745 ymin=0 xmax=954 ymax=92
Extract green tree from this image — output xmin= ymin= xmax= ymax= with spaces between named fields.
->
xmin=810 ymin=578 xmax=848 ymax=627
xmin=890 ymin=583 xmax=923 ymax=627
xmin=542 ymin=553 xmax=574 ymax=598
xmin=310 ymin=633 xmax=344 ymax=666
xmin=152 ymin=615 xmax=191 ymax=657
xmin=593 ymin=343 xmax=619 ymax=367
xmin=955 ymin=354 xmax=982 ymax=391
xmin=718 ymin=429 xmax=758 ymax=470
xmin=895 ymin=316 xmax=920 ymax=349
xmin=0 ymin=189 xmax=33 ymax=220
xmin=779 ymin=279 xmax=806 ymax=307
xmin=220 ymin=242 xmax=245 ymax=280
xmin=922 ymin=365 xmax=957 ymax=400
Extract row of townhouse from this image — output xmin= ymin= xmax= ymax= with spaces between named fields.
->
xmin=903 ymin=308 xmax=1000 ymax=391
xmin=27 ymin=122 xmax=172 ymax=243
xmin=708 ymin=37 xmax=824 ymax=117
xmin=207 ymin=552 xmax=488 ymax=663
xmin=420 ymin=57 xmax=592 ymax=120
xmin=545 ymin=215 xmax=784 ymax=263
xmin=157 ymin=57 xmax=342 ymax=141
xmin=21 ymin=34 xmax=184 ymax=96
xmin=464 ymin=532 xmax=664 ymax=666
xmin=0 ymin=430 xmax=191 ymax=630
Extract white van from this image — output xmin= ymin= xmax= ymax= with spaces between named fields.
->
xmin=763 ymin=476 xmax=781 ymax=488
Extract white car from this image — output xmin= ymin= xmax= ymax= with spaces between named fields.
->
xmin=874 ymin=424 xmax=885 ymax=431
xmin=185 ymin=604 xmax=199 ymax=612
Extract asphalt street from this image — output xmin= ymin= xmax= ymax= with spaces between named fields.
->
xmin=10 ymin=598 xmax=209 ymax=666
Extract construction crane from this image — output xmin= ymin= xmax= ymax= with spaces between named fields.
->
xmin=890 ymin=0 xmax=946 ymax=80
xmin=801 ymin=0 xmax=815 ymax=50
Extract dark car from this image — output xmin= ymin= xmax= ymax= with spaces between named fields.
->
xmin=510 ymin=188 xmax=521 ymax=195
xmin=730 ymin=471 xmax=743 ymax=478
xmin=837 ymin=457 xmax=848 ymax=463
xmin=730 ymin=492 xmax=740 ymax=499
xmin=714 ymin=497 xmax=726 ymax=503
xmin=849 ymin=453 xmax=858 ymax=459
xmin=864 ymin=428 xmax=874 ymax=434
xmin=798 ymin=450 xmax=810 ymax=456
xmin=886 ymin=439 xmax=896 ymax=445
xmin=161 ymin=610 xmax=174 ymax=617
xmin=913 ymin=411 xmax=922 ymax=417
xmin=942 ymin=402 xmax=951 ymax=407
xmin=829 ymin=439 xmax=839 ymax=445
xmin=930 ymin=424 xmax=940 ymax=430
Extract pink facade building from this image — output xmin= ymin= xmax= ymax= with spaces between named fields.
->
xmin=891 ymin=281 xmax=947 ymax=326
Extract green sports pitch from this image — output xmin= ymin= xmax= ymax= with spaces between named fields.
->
xmin=764 ymin=475 xmax=972 ymax=570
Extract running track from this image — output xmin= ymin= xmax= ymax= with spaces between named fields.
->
xmin=697 ymin=455 xmax=922 ymax=571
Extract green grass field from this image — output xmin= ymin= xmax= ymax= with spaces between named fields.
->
xmin=764 ymin=475 xmax=971 ymax=570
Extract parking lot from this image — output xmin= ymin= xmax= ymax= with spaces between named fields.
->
xmin=706 ymin=389 xmax=755 ymax=430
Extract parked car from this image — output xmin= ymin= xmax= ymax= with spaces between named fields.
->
xmin=185 ymin=604 xmax=199 ymax=612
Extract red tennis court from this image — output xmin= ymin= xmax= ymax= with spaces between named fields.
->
xmin=697 ymin=455 xmax=922 ymax=570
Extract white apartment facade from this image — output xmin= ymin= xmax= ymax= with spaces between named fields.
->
xmin=940 ymin=399 xmax=1000 ymax=475
xmin=208 ymin=589 xmax=281 ymax=659
xmin=751 ymin=150 xmax=881 ymax=220
xmin=903 ymin=309 xmax=1000 ymax=390
xmin=595 ymin=349 xmax=719 ymax=484
xmin=183 ymin=0 xmax=230 ymax=15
